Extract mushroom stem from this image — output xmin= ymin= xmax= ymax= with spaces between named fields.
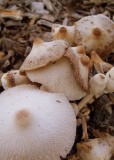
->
xmin=91 ymin=51 xmax=113 ymax=73
xmin=78 ymin=93 xmax=94 ymax=111
xmin=78 ymin=112 xmax=89 ymax=140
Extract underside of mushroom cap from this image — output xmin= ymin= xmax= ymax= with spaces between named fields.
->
xmin=0 ymin=84 xmax=76 ymax=160
xmin=20 ymin=39 xmax=69 ymax=72
xmin=74 ymin=14 xmax=114 ymax=57
xmin=26 ymin=57 xmax=87 ymax=100
xmin=67 ymin=47 xmax=89 ymax=91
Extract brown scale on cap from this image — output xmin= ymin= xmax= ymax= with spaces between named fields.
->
xmin=92 ymin=28 xmax=102 ymax=37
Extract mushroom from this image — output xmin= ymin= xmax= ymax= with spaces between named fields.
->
xmin=52 ymin=24 xmax=75 ymax=44
xmin=105 ymin=67 xmax=114 ymax=93
xmin=1 ymin=70 xmax=31 ymax=90
xmin=0 ymin=84 xmax=76 ymax=160
xmin=52 ymin=14 xmax=114 ymax=58
xmin=77 ymin=73 xmax=107 ymax=111
xmin=77 ymin=135 xmax=114 ymax=160
xmin=20 ymin=39 xmax=89 ymax=101
xmin=0 ymin=8 xmax=23 ymax=20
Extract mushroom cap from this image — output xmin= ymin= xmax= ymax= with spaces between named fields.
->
xmin=20 ymin=39 xmax=69 ymax=72
xmin=0 ymin=84 xmax=76 ymax=160
xmin=52 ymin=24 xmax=75 ymax=44
xmin=89 ymin=73 xmax=107 ymax=96
xmin=26 ymin=57 xmax=87 ymax=100
xmin=77 ymin=136 xmax=114 ymax=160
xmin=105 ymin=67 xmax=114 ymax=93
xmin=1 ymin=70 xmax=31 ymax=89
xmin=74 ymin=14 xmax=114 ymax=57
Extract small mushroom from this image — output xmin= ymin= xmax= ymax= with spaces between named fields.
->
xmin=105 ymin=67 xmax=114 ymax=93
xmin=77 ymin=73 xmax=107 ymax=110
xmin=0 ymin=8 xmax=23 ymax=20
xmin=20 ymin=39 xmax=89 ymax=101
xmin=52 ymin=24 xmax=75 ymax=44
xmin=77 ymin=136 xmax=114 ymax=160
xmin=52 ymin=14 xmax=114 ymax=58
xmin=0 ymin=84 xmax=76 ymax=160
xmin=1 ymin=70 xmax=31 ymax=90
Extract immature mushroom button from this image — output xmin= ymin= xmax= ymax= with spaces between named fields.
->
xmin=52 ymin=24 xmax=75 ymax=44
xmin=0 ymin=84 xmax=76 ymax=160
xmin=1 ymin=70 xmax=31 ymax=90
xmin=77 ymin=73 xmax=107 ymax=111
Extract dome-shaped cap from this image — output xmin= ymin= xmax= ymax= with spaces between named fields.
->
xmin=20 ymin=39 xmax=69 ymax=72
xmin=74 ymin=14 xmax=114 ymax=57
xmin=0 ymin=85 xmax=76 ymax=160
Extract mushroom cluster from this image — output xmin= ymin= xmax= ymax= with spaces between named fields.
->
xmin=0 ymin=13 xmax=114 ymax=160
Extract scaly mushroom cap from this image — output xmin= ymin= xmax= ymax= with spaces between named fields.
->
xmin=22 ymin=41 xmax=89 ymax=100
xmin=105 ymin=67 xmax=114 ymax=93
xmin=1 ymin=70 xmax=31 ymax=89
xmin=0 ymin=84 xmax=76 ymax=160
xmin=20 ymin=39 xmax=69 ymax=73
xmin=74 ymin=14 xmax=114 ymax=58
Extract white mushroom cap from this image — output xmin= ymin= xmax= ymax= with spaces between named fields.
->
xmin=0 ymin=84 xmax=76 ymax=160
xmin=26 ymin=57 xmax=87 ymax=100
xmin=105 ymin=67 xmax=114 ymax=93
xmin=20 ymin=38 xmax=69 ymax=73
xmin=52 ymin=24 xmax=75 ymax=44
xmin=89 ymin=73 xmax=107 ymax=97
xmin=77 ymin=73 xmax=107 ymax=111
xmin=77 ymin=136 xmax=114 ymax=160
xmin=75 ymin=14 xmax=114 ymax=57
xmin=1 ymin=70 xmax=31 ymax=90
